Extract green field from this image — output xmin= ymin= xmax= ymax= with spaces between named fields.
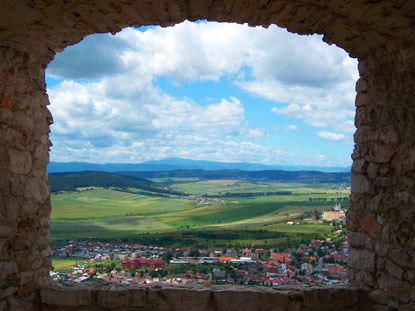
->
xmin=51 ymin=258 xmax=87 ymax=271
xmin=50 ymin=180 xmax=349 ymax=248
xmin=170 ymin=180 xmax=348 ymax=196
xmin=51 ymin=188 xmax=196 ymax=219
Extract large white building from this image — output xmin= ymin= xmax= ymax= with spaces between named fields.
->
xmin=322 ymin=211 xmax=346 ymax=222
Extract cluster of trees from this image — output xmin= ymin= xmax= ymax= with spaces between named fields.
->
xmin=115 ymin=187 xmax=180 ymax=198
xmin=49 ymin=169 xmax=351 ymax=194
xmin=184 ymin=230 xmax=285 ymax=240
xmin=121 ymin=169 xmax=351 ymax=184
xmin=48 ymin=171 xmax=187 ymax=196
xmin=308 ymin=197 xmax=349 ymax=203
xmin=203 ymin=191 xmax=292 ymax=198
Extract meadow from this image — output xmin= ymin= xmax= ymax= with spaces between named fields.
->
xmin=51 ymin=258 xmax=87 ymax=271
xmin=50 ymin=179 xmax=349 ymax=248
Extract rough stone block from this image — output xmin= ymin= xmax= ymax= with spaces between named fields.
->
xmin=378 ymin=276 xmax=411 ymax=303
xmin=0 ymin=262 xmax=17 ymax=282
xmin=23 ymin=175 xmax=48 ymax=203
xmin=348 ymin=249 xmax=375 ymax=271
xmin=362 ymin=215 xmax=382 ymax=239
xmin=369 ymin=289 xmax=389 ymax=305
xmin=355 ymin=92 xmax=370 ymax=107
xmin=392 ymin=149 xmax=415 ymax=172
xmin=369 ymin=144 xmax=395 ymax=163
xmin=161 ymin=288 xmax=211 ymax=311
xmin=10 ymin=175 xmax=25 ymax=197
xmin=8 ymin=149 xmax=32 ymax=175
xmin=351 ymin=174 xmax=372 ymax=194
xmin=0 ymin=287 xmax=16 ymax=300
xmin=386 ymin=260 xmax=404 ymax=279
xmin=40 ymin=287 xmax=92 ymax=306
xmin=348 ymin=231 xmax=365 ymax=248
xmin=146 ymin=288 xmax=171 ymax=311
xmin=379 ymin=127 xmax=400 ymax=147
xmin=129 ymin=288 xmax=146 ymax=307
xmin=213 ymin=289 xmax=289 ymax=311
xmin=96 ymin=288 xmax=131 ymax=309
xmin=5 ymin=197 xmax=19 ymax=222
xmin=351 ymin=159 xmax=366 ymax=174
xmin=7 ymin=292 xmax=36 ymax=311
xmin=303 ymin=287 xmax=359 ymax=308
xmin=356 ymin=78 xmax=368 ymax=92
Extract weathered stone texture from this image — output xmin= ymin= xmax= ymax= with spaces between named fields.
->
xmin=0 ymin=0 xmax=414 ymax=64
xmin=347 ymin=45 xmax=415 ymax=309
xmin=0 ymin=0 xmax=414 ymax=310
xmin=0 ymin=47 xmax=52 ymax=310
xmin=38 ymin=284 xmax=370 ymax=311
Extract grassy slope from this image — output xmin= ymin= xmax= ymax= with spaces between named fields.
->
xmin=51 ymin=258 xmax=85 ymax=270
xmin=210 ymin=204 xmax=330 ymax=229
xmin=157 ymin=201 xmax=331 ymax=229
xmin=171 ymin=180 xmax=349 ymax=196
xmin=50 ymin=181 xmax=349 ymax=244
xmin=51 ymin=188 xmax=195 ymax=219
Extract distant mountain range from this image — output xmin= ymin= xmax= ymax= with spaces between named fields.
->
xmin=47 ymin=157 xmax=350 ymax=173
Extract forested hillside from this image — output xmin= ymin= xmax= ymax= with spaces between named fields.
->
xmin=48 ymin=169 xmax=350 ymax=193
xmin=119 ymin=169 xmax=350 ymax=183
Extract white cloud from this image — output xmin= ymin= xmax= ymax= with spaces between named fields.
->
xmin=314 ymin=154 xmax=327 ymax=161
xmin=241 ymin=128 xmax=269 ymax=139
xmin=48 ymin=80 xmax=248 ymax=144
xmin=46 ymin=21 xmax=357 ymax=165
xmin=317 ymin=130 xmax=346 ymax=141
xmin=285 ymin=125 xmax=299 ymax=131
xmin=266 ymin=80 xmax=356 ymax=135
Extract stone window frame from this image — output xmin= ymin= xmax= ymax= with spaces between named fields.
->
xmin=1 ymin=1 xmax=414 ymax=310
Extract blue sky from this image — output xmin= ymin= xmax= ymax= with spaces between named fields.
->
xmin=45 ymin=21 xmax=358 ymax=167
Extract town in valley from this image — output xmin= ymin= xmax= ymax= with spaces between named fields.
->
xmin=51 ymin=204 xmax=348 ymax=287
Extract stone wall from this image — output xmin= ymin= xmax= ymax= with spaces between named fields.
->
xmin=1 ymin=1 xmax=415 ymax=63
xmin=348 ymin=45 xmax=415 ymax=310
xmin=38 ymin=284 xmax=372 ymax=311
xmin=0 ymin=47 xmax=52 ymax=311
xmin=0 ymin=0 xmax=415 ymax=310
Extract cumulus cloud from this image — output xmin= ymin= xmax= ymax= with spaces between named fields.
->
xmin=46 ymin=21 xmax=356 ymax=165
xmin=48 ymin=80 xmax=248 ymax=145
xmin=47 ymin=34 xmax=131 ymax=79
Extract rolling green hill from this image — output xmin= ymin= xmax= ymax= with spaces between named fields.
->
xmin=48 ymin=171 xmax=167 ymax=194
xmin=48 ymin=170 xmax=350 ymax=249
xmin=48 ymin=169 xmax=350 ymax=192
xmin=49 ymin=179 xmax=349 ymax=248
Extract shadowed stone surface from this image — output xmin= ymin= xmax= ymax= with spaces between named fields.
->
xmin=38 ymin=284 xmax=371 ymax=311
xmin=0 ymin=0 xmax=415 ymax=310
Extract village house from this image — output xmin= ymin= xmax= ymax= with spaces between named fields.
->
xmin=321 ymin=210 xmax=346 ymax=222
xmin=255 ymin=248 xmax=269 ymax=259
xmin=242 ymin=249 xmax=259 ymax=260
xmin=121 ymin=257 xmax=165 ymax=270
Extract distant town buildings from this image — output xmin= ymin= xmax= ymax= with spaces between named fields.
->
xmin=321 ymin=203 xmax=346 ymax=222
xmin=333 ymin=203 xmax=342 ymax=211
xmin=322 ymin=211 xmax=346 ymax=222
xmin=51 ymin=236 xmax=348 ymax=287
xmin=121 ymin=257 xmax=165 ymax=270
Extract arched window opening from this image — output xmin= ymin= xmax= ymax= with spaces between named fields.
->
xmin=45 ymin=21 xmax=357 ymax=286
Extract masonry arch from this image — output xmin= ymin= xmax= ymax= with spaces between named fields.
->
xmin=1 ymin=1 xmax=415 ymax=310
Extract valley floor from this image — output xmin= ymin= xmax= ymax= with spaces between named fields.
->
xmin=50 ymin=180 xmax=349 ymax=249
